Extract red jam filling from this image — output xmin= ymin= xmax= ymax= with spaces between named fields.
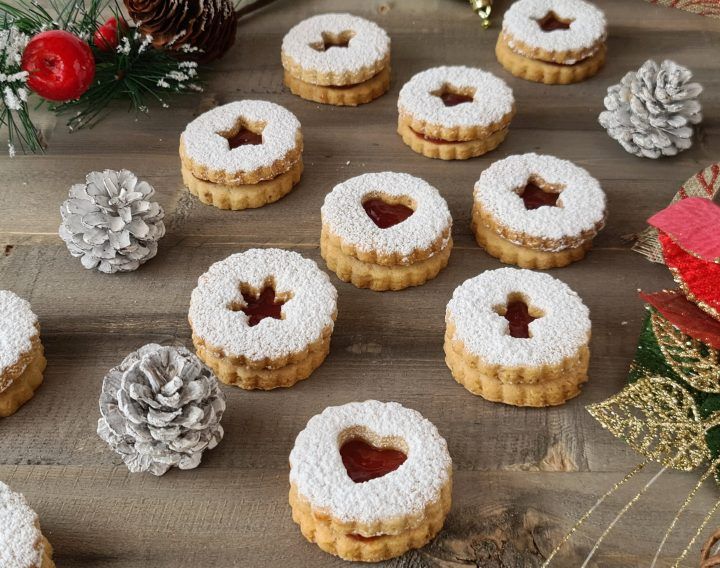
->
xmin=537 ymin=11 xmax=573 ymax=32
xmin=440 ymin=92 xmax=473 ymax=107
xmin=520 ymin=181 xmax=560 ymax=210
xmin=225 ymin=127 xmax=263 ymax=149
xmin=504 ymin=300 xmax=537 ymax=338
xmin=340 ymin=439 xmax=407 ymax=483
xmin=238 ymin=286 xmax=284 ymax=326
xmin=363 ymin=198 xmax=414 ymax=229
xmin=410 ymin=127 xmax=454 ymax=145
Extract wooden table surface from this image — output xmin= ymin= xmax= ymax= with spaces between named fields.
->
xmin=1 ymin=0 xmax=719 ymax=566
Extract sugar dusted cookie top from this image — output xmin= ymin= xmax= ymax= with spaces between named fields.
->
xmin=282 ymin=13 xmax=390 ymax=85
xmin=0 ymin=291 xmax=38 ymax=385
xmin=503 ymin=0 xmax=606 ymax=56
xmin=289 ymin=400 xmax=451 ymax=526
xmin=321 ymin=172 xmax=452 ymax=262
xmin=447 ymin=268 xmax=590 ymax=367
xmin=180 ymin=100 xmax=301 ymax=184
xmin=398 ymin=66 xmax=515 ymax=131
xmin=474 ymin=153 xmax=606 ymax=251
xmin=189 ymin=249 xmax=337 ymax=363
xmin=0 ymin=482 xmax=45 ymax=568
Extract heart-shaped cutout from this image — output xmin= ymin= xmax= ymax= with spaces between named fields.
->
xmin=362 ymin=197 xmax=415 ymax=229
xmin=340 ymin=438 xmax=407 ymax=483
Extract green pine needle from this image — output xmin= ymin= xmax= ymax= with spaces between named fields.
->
xmin=0 ymin=0 xmax=204 ymax=154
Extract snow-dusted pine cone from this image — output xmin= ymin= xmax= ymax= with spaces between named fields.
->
xmin=598 ymin=59 xmax=703 ymax=159
xmin=97 ymin=344 xmax=226 ymax=476
xmin=59 ymin=170 xmax=165 ymax=274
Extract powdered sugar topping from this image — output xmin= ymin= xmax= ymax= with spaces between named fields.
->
xmin=181 ymin=100 xmax=301 ymax=177
xmin=0 ymin=291 xmax=38 ymax=381
xmin=189 ymin=249 xmax=337 ymax=362
xmin=0 ymin=482 xmax=44 ymax=568
xmin=503 ymin=0 xmax=606 ymax=54
xmin=447 ymin=268 xmax=590 ymax=367
xmin=282 ymin=13 xmax=389 ymax=80
xmin=321 ymin=172 xmax=452 ymax=260
xmin=474 ymin=153 xmax=606 ymax=250
xmin=398 ymin=66 xmax=514 ymax=129
xmin=290 ymin=400 xmax=451 ymax=527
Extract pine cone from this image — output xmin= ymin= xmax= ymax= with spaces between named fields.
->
xmin=123 ymin=0 xmax=237 ymax=63
xmin=97 ymin=344 xmax=226 ymax=476
xmin=599 ymin=59 xmax=703 ymax=159
xmin=59 ymin=170 xmax=165 ymax=274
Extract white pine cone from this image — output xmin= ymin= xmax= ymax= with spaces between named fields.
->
xmin=59 ymin=170 xmax=166 ymax=273
xmin=97 ymin=344 xmax=226 ymax=476
xmin=599 ymin=59 xmax=703 ymax=159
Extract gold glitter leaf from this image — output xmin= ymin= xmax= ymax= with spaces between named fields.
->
xmin=587 ymin=376 xmax=709 ymax=471
xmin=651 ymin=312 xmax=720 ymax=393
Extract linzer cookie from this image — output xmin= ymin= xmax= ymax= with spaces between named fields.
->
xmin=472 ymin=153 xmax=606 ymax=269
xmin=289 ymin=400 xmax=452 ymax=562
xmin=282 ymin=13 xmax=390 ymax=106
xmin=0 ymin=291 xmax=46 ymax=418
xmin=321 ymin=172 xmax=453 ymax=291
xmin=445 ymin=268 xmax=591 ymax=407
xmin=496 ymin=0 xmax=607 ymax=84
xmin=0 ymin=482 xmax=54 ymax=568
xmin=179 ymin=100 xmax=303 ymax=210
xmin=189 ymin=249 xmax=337 ymax=390
xmin=397 ymin=66 xmax=515 ymax=160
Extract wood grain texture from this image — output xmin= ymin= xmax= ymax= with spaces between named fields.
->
xmin=0 ymin=0 xmax=718 ymax=566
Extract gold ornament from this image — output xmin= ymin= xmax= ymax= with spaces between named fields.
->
xmin=588 ymin=376 xmax=710 ymax=471
xmin=468 ymin=0 xmax=493 ymax=29
xmin=650 ymin=311 xmax=720 ymax=393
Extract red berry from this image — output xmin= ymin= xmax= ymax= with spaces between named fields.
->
xmin=21 ymin=30 xmax=95 ymax=102
xmin=94 ymin=17 xmax=126 ymax=52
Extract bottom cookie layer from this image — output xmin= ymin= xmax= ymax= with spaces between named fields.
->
xmin=473 ymin=219 xmax=593 ymax=269
xmin=0 ymin=345 xmax=47 ymax=418
xmin=397 ymin=118 xmax=509 ymax=160
xmin=321 ymin=231 xmax=452 ymax=291
xmin=40 ymin=534 xmax=55 ymax=568
xmin=181 ymin=159 xmax=303 ymax=210
xmin=495 ymin=34 xmax=606 ymax=85
xmin=284 ymin=67 xmax=391 ymax=106
xmin=289 ymin=482 xmax=451 ymax=562
xmin=444 ymin=337 xmax=588 ymax=407
xmin=193 ymin=335 xmax=331 ymax=390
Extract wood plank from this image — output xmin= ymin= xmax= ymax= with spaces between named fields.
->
xmin=0 ymin=466 xmax=714 ymax=568
xmin=0 ymin=244 xmax=677 ymax=474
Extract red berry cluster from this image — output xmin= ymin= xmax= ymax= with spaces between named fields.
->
xmin=20 ymin=18 xmax=126 ymax=102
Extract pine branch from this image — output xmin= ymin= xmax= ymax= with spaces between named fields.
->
xmin=0 ymin=0 xmax=205 ymax=153
xmin=0 ymin=17 xmax=43 ymax=155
